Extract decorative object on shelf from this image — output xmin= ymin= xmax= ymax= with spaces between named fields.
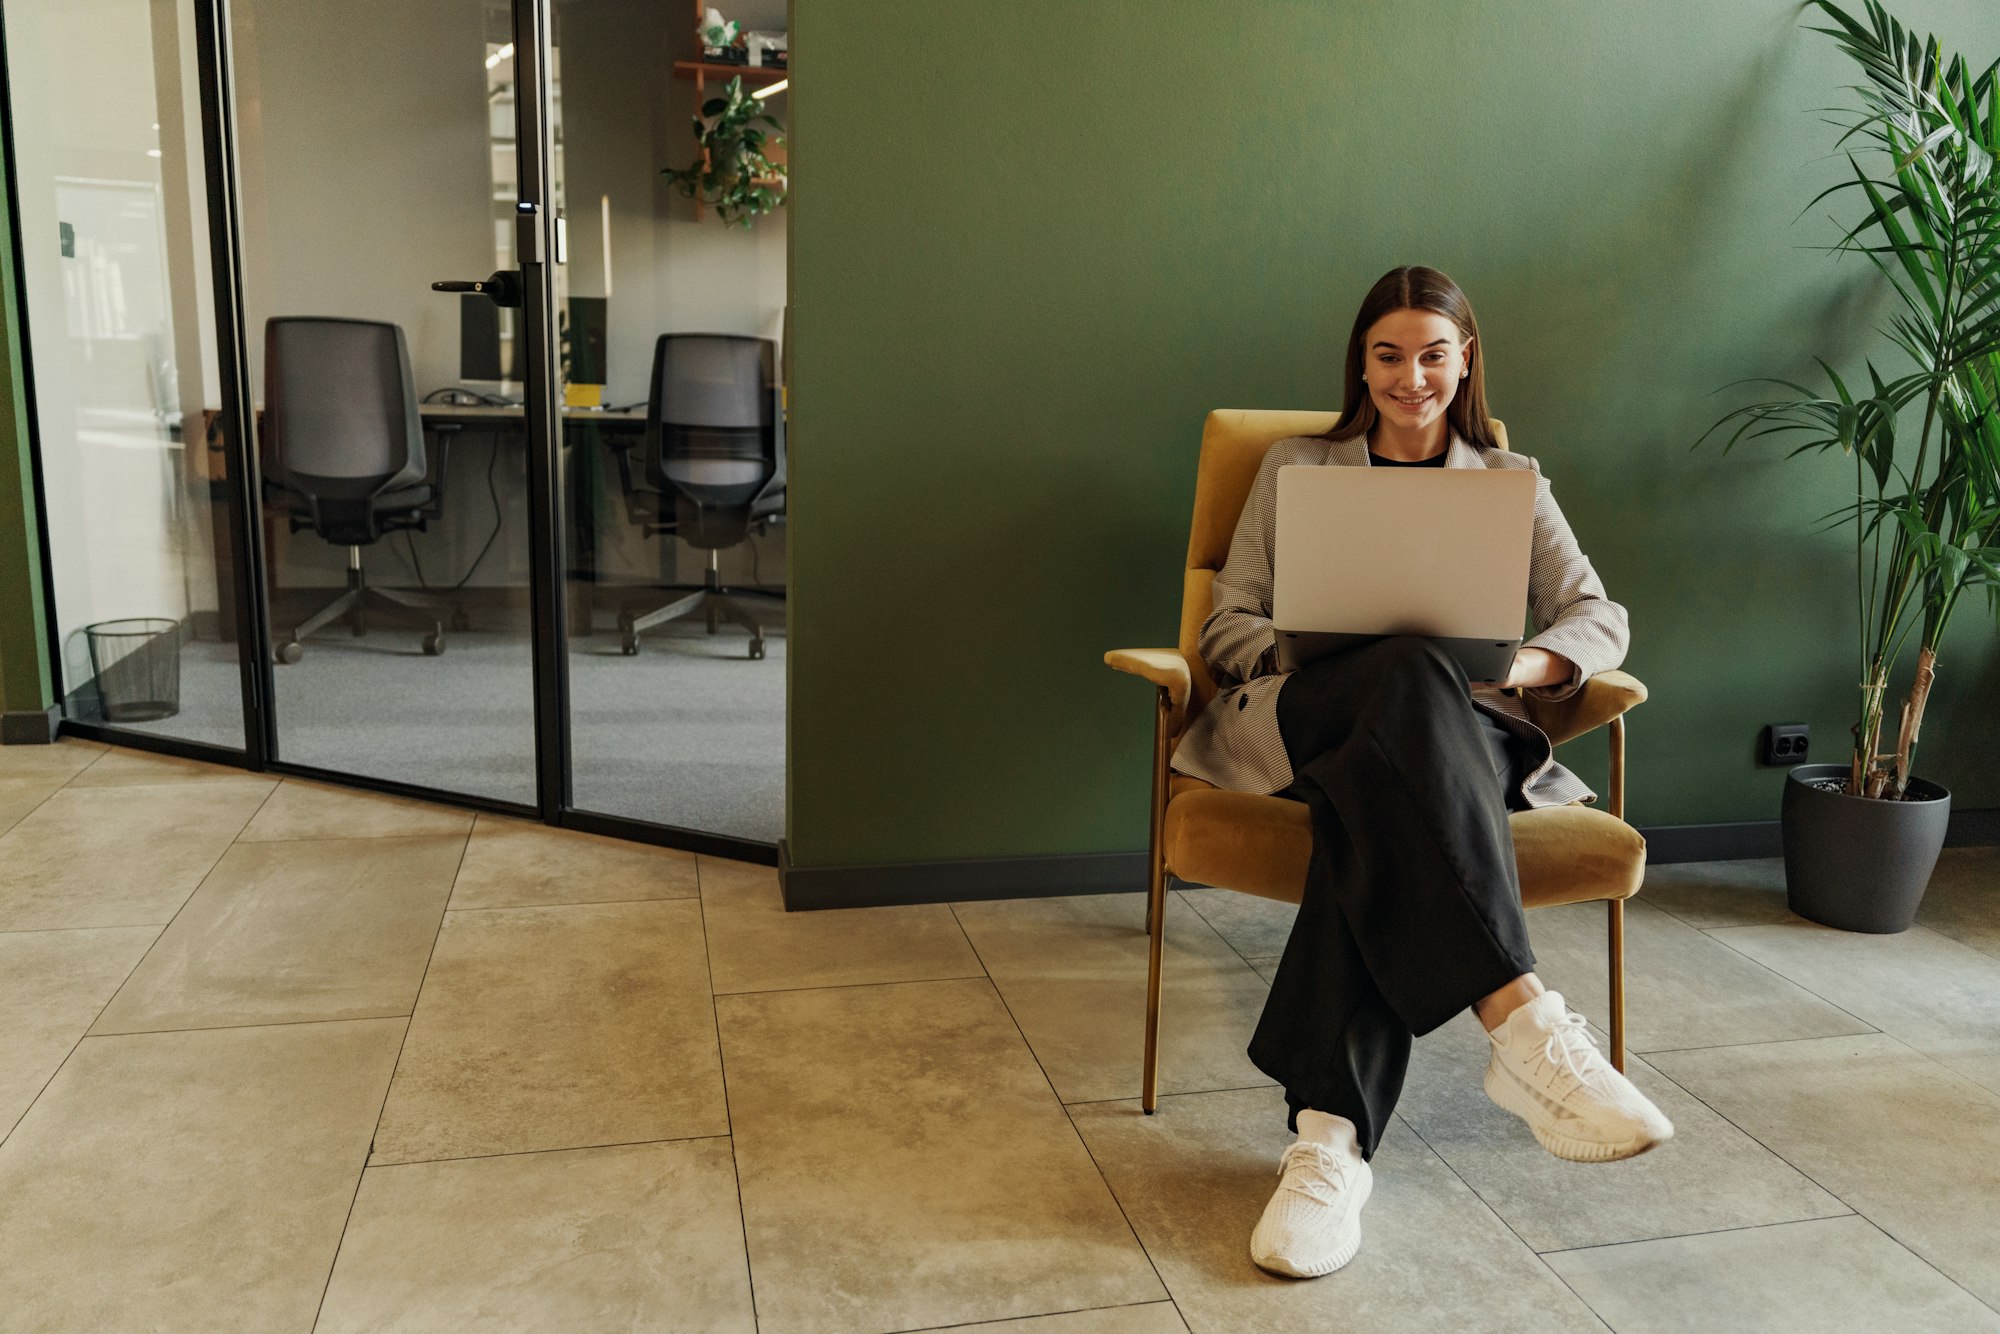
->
xmin=745 ymin=30 xmax=787 ymax=69
xmin=1700 ymin=0 xmax=1998 ymax=931
xmin=663 ymin=75 xmax=787 ymax=228
xmin=700 ymin=7 xmax=742 ymax=60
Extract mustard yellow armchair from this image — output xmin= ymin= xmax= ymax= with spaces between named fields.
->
xmin=1107 ymin=410 xmax=1648 ymax=1114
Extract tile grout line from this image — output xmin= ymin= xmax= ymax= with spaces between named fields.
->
xmin=0 ymin=755 xmax=96 ymax=836
xmin=1687 ymin=920 xmax=1885 ymax=1035
xmin=89 ymin=1012 xmax=422 ymax=1040
xmin=1171 ymin=885 xmax=1273 ymax=976
xmin=1060 ymin=1082 xmax=1278 ymax=1109
xmin=0 ymin=774 xmax=286 ymax=1153
xmin=1634 ymin=1031 xmax=1889 ymax=1059
xmin=445 ymin=891 xmax=703 ymax=914
xmin=1535 ymin=1209 xmax=1873 ymax=1258
xmin=309 ymin=826 xmax=470 ymax=1332
xmin=692 ymin=855 xmax=762 ymax=1332
xmin=1391 ymin=1112 xmax=1613 ymax=1332
xmin=946 ymin=901 xmax=1180 ymax=1317
xmin=881 ymin=1298 xmax=1191 ymax=1334
xmin=0 ymin=921 xmax=173 ymax=935
xmin=1849 ymin=1214 xmax=2000 ymax=1319
xmin=1644 ymin=1026 xmax=2000 ymax=1313
xmin=714 ymin=972 xmax=996 ymax=1000
xmin=1541 ymin=1208 xmax=1998 ymax=1319
xmin=368 ymin=1131 xmax=736 ymax=1171
xmin=1686 ymin=921 xmax=2000 ymax=1094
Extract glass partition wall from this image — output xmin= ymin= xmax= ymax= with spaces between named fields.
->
xmin=225 ymin=0 xmax=540 ymax=805
xmin=2 ymin=0 xmax=246 ymax=754
xmin=551 ymin=0 xmax=788 ymax=842
xmin=3 ymin=0 xmax=786 ymax=857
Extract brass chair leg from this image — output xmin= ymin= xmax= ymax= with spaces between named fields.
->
xmin=1142 ymin=686 xmax=1171 ymax=1115
xmin=1607 ymin=897 xmax=1626 ymax=1073
xmin=1605 ymin=713 xmax=1629 ymax=1072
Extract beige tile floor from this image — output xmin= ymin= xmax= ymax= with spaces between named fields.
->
xmin=2 ymin=737 xmax=1999 ymax=1331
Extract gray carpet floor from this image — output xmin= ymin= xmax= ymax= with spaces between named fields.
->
xmin=106 ymin=617 xmax=785 ymax=843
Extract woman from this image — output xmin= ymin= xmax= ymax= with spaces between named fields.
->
xmin=1171 ymin=266 xmax=1672 ymax=1280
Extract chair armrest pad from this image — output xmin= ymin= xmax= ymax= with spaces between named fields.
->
xmin=1522 ymin=670 xmax=1648 ymax=746
xmin=1104 ymin=648 xmax=1191 ymax=714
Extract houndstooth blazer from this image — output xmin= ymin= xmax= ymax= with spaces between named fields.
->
xmin=1170 ymin=432 xmax=1629 ymax=808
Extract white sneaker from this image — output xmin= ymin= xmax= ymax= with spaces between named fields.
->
xmin=1484 ymin=991 xmax=1674 ymax=1162
xmin=1249 ymin=1110 xmax=1373 ymax=1278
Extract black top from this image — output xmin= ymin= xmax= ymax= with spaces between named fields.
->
xmin=1367 ymin=449 xmax=1449 ymax=467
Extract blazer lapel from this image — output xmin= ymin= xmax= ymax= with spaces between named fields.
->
xmin=1444 ymin=433 xmax=1484 ymax=469
xmin=1326 ymin=436 xmax=1370 ymax=468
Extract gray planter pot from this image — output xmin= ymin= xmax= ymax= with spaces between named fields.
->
xmin=1781 ymin=763 xmax=1950 ymax=934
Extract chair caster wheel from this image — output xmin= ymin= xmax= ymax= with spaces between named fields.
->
xmin=422 ymin=631 xmax=446 ymax=656
xmin=275 ymin=641 xmax=303 ymax=666
xmin=748 ymin=638 xmax=765 ymax=660
xmin=622 ymin=634 xmax=640 ymax=656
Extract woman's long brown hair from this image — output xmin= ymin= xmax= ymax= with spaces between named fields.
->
xmin=1323 ymin=266 xmax=1499 ymax=451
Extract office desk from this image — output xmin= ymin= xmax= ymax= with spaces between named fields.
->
xmin=195 ymin=403 xmax=651 ymax=634
xmin=416 ymin=403 xmax=646 ymax=432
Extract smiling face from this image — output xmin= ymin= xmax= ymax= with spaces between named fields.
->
xmin=1362 ymin=307 xmax=1472 ymax=436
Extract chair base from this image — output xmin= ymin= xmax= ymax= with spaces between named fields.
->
xmin=275 ymin=553 xmax=457 ymax=664
xmin=616 ymin=551 xmax=778 ymax=660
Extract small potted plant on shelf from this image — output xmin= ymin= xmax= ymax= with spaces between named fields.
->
xmin=1702 ymin=0 xmax=2000 ymax=933
xmin=663 ymin=75 xmax=787 ymax=228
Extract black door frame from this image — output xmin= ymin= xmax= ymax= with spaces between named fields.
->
xmin=1 ymin=0 xmax=778 ymax=865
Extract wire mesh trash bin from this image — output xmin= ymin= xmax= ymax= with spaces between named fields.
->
xmin=84 ymin=618 xmax=182 ymax=723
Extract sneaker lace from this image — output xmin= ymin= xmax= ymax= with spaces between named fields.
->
xmin=1275 ymin=1141 xmax=1352 ymax=1206
xmin=1533 ymin=1011 xmax=1614 ymax=1103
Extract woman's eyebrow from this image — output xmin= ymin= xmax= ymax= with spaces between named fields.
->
xmin=1370 ymin=339 xmax=1452 ymax=351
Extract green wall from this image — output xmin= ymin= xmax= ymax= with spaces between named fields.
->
xmin=788 ymin=0 xmax=2000 ymax=870
xmin=0 ymin=112 xmax=52 ymax=719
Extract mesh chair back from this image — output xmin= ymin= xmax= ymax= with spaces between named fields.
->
xmin=646 ymin=334 xmax=778 ymax=508
xmin=1177 ymin=410 xmax=1507 ymax=728
xmin=263 ymin=318 xmax=427 ymax=498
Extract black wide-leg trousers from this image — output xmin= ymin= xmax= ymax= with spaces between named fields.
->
xmin=1245 ymin=635 xmax=1539 ymax=1159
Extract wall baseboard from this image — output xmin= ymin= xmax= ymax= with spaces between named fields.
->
xmin=1 ymin=704 xmax=59 ymax=744
xmin=778 ymin=810 xmax=2000 ymax=911
xmin=779 ymin=841 xmax=1149 ymax=911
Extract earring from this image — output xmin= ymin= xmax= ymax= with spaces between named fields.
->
xmin=1460 ymin=369 xmax=1469 ymax=379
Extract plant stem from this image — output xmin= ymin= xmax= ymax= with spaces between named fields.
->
xmin=1891 ymin=644 xmax=1937 ymax=795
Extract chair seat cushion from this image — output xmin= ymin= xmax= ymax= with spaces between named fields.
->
xmin=1163 ymin=776 xmax=1644 ymax=909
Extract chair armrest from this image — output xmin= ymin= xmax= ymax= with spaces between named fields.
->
xmin=1522 ymin=670 xmax=1648 ymax=747
xmin=1105 ymin=648 xmax=1191 ymax=716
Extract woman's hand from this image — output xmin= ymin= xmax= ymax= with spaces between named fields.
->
xmin=1500 ymin=647 xmax=1576 ymax=692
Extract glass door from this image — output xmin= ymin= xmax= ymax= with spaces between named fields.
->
xmin=0 ymin=0 xmax=249 ymax=757
xmin=219 ymin=0 xmax=557 ymax=807
xmin=549 ymin=0 xmax=788 ymax=845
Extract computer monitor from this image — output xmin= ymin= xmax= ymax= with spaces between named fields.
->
xmin=459 ymin=294 xmax=509 ymax=382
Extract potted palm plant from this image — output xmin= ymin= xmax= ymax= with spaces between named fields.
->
xmin=1703 ymin=0 xmax=2000 ymax=933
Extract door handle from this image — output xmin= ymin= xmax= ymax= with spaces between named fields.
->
xmin=432 ymin=270 xmax=524 ymax=308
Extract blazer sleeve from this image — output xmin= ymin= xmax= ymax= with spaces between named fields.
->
xmin=1199 ymin=445 xmax=1283 ymax=687
xmin=1518 ymin=458 xmax=1629 ymax=702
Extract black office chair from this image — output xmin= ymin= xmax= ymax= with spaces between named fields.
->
xmin=260 ymin=317 xmax=457 ymax=664
xmin=606 ymin=333 xmax=785 ymax=659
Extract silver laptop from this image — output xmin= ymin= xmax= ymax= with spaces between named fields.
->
xmin=1272 ymin=464 xmax=1537 ymax=683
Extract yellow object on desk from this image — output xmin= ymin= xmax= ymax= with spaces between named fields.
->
xmin=563 ymin=382 xmax=603 ymax=408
